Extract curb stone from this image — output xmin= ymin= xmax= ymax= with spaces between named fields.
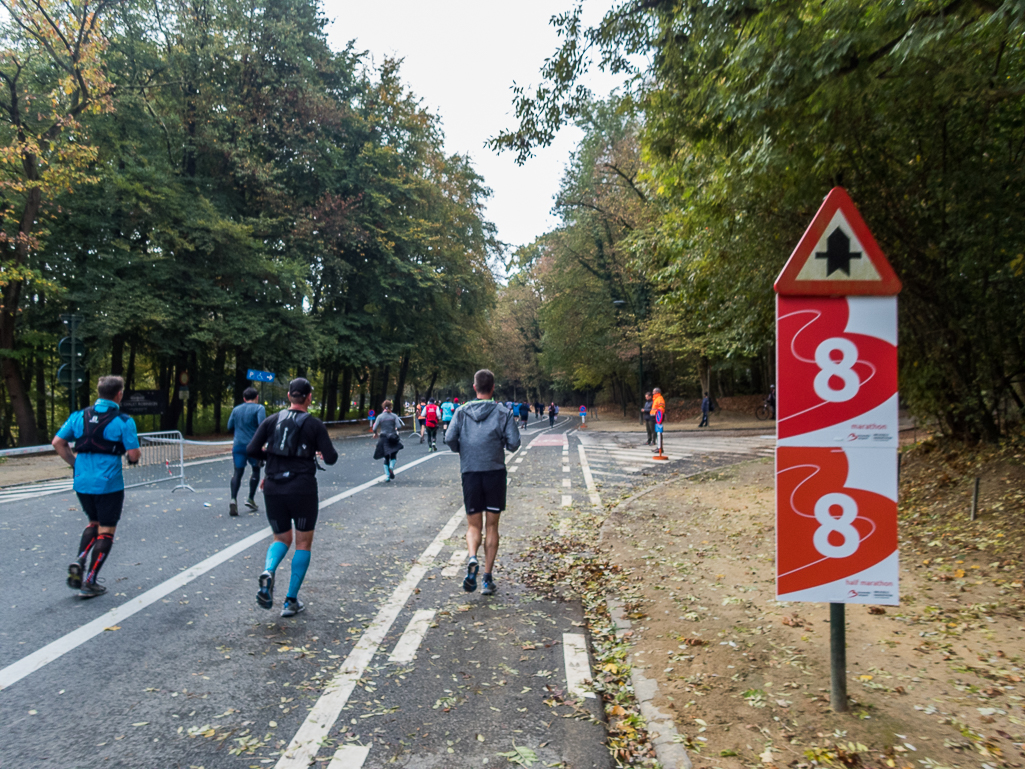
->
xmin=607 ymin=598 xmax=692 ymax=769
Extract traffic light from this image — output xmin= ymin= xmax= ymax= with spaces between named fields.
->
xmin=57 ymin=336 xmax=86 ymax=387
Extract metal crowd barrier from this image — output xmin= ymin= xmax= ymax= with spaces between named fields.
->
xmin=124 ymin=431 xmax=195 ymax=492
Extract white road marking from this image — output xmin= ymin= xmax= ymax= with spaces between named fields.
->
xmin=326 ymin=744 xmax=371 ymax=769
xmin=577 ymin=444 xmax=602 ymax=508
xmin=508 ymin=465 xmax=519 ymax=473
xmin=275 ymin=507 xmax=465 ymax=768
xmin=562 ymin=466 xmax=570 ymax=473
xmin=388 ymin=609 xmax=437 ymax=663
xmin=515 ymin=456 xmax=525 ymax=463
xmin=562 ymin=478 xmax=571 ymax=488
xmin=563 ymin=633 xmax=597 ymax=699
xmin=561 ymin=495 xmax=573 ymax=508
xmin=440 ymin=550 xmax=465 ymax=577
xmin=0 ymin=451 xmax=450 ymax=692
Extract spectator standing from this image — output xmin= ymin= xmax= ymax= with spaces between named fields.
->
xmin=642 ymin=392 xmax=655 ymax=445
xmin=699 ymin=392 xmax=711 ymax=427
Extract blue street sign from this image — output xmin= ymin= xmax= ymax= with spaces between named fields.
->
xmin=247 ymin=368 xmax=275 ymax=383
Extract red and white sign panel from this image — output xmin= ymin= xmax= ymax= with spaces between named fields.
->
xmin=776 ymin=447 xmax=898 ymax=604
xmin=775 ymin=187 xmax=901 ymax=606
xmin=777 ymin=296 xmax=897 ymax=447
xmin=775 ymin=187 xmax=901 ymax=296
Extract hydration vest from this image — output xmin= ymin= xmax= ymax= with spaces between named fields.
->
xmin=267 ymin=410 xmax=315 ymax=458
xmin=74 ymin=407 xmax=128 ymax=455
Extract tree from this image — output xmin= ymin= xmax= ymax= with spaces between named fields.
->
xmin=0 ymin=0 xmax=113 ymax=444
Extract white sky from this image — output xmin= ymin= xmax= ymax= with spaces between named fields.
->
xmin=323 ymin=1 xmax=626 ymax=259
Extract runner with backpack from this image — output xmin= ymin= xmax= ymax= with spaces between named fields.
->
xmin=246 ymin=378 xmax=339 ymax=617
xmin=423 ymin=399 xmax=441 ymax=451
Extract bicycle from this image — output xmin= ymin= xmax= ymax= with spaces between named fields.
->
xmin=755 ymin=400 xmax=775 ymax=420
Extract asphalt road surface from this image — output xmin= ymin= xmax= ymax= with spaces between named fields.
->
xmin=0 ymin=416 xmax=772 ymax=768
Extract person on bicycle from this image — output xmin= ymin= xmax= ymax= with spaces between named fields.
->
xmin=766 ymin=385 xmax=776 ymax=420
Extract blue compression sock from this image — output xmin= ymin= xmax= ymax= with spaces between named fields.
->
xmin=287 ymin=549 xmax=311 ymax=599
xmin=265 ymin=541 xmax=289 ymax=573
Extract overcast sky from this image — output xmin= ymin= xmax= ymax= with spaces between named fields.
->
xmin=323 ymin=1 xmax=625 ymax=259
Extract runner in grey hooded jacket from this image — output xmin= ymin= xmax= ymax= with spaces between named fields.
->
xmin=445 ymin=399 xmax=521 ymax=471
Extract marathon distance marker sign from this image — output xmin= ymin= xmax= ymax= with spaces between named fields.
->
xmin=774 ymin=187 xmax=901 ymax=606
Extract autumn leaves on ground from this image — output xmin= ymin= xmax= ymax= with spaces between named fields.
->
xmin=527 ymin=431 xmax=1025 ymax=769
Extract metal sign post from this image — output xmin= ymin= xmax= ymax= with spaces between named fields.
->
xmin=774 ymin=188 xmax=902 ymax=713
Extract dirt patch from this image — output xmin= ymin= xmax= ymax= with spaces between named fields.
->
xmin=600 ymin=458 xmax=1025 ymax=769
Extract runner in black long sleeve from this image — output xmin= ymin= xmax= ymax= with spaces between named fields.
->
xmin=246 ymin=378 xmax=338 ymax=617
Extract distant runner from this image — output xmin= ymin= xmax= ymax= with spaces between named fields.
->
xmin=446 ymin=369 xmax=521 ymax=596
xmin=52 ymin=375 xmax=142 ymax=599
xmin=440 ymin=397 xmax=455 ymax=438
xmin=423 ymin=398 xmax=440 ymax=451
xmin=547 ymin=402 xmax=556 ymax=428
xmin=247 ymin=378 xmax=338 ymax=617
xmin=372 ymin=400 xmax=404 ymax=481
xmin=227 ymin=387 xmax=266 ymax=516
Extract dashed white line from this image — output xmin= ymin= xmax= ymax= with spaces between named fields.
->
xmin=562 ymin=466 xmax=570 ymax=473
xmin=326 ymin=744 xmax=371 ymax=769
xmin=563 ymin=633 xmax=597 ymax=699
xmin=440 ymin=550 xmax=465 ymax=577
xmin=388 ymin=609 xmax=436 ymax=663
xmin=562 ymin=479 xmax=571 ymax=488
xmin=561 ymin=495 xmax=573 ymax=508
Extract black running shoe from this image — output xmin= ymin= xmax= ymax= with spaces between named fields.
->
xmin=463 ymin=557 xmax=479 ymax=593
xmin=229 ymin=501 xmax=238 ymax=517
xmin=79 ymin=581 xmax=107 ymax=599
xmin=67 ymin=562 xmax=83 ymax=590
xmin=281 ymin=597 xmax=305 ymax=617
xmin=257 ymin=570 xmax=274 ymax=609
xmin=245 ymin=498 xmax=259 ymax=511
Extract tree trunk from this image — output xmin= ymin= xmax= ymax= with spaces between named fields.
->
xmin=185 ymin=350 xmax=198 ymax=436
xmin=213 ymin=345 xmax=227 ymax=433
xmin=111 ymin=334 xmax=125 ymax=376
xmin=126 ymin=341 xmax=137 ymax=391
xmin=324 ymin=365 xmax=337 ymax=421
xmin=233 ymin=347 xmax=247 ymax=405
xmin=340 ymin=367 xmax=353 ymax=419
xmin=357 ymin=370 xmax=367 ymax=416
xmin=393 ymin=351 xmax=411 ymax=412
xmin=424 ymin=370 xmax=438 ymax=401
xmin=35 ymin=351 xmax=48 ymax=439
xmin=698 ymin=355 xmax=711 ymax=397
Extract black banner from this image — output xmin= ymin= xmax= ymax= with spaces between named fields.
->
xmin=121 ymin=390 xmax=166 ymax=415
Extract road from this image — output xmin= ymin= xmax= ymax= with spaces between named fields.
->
xmin=0 ymin=416 xmax=773 ymax=768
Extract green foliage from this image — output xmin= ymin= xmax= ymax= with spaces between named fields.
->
xmin=0 ymin=0 xmax=499 ymax=444
xmin=494 ymin=0 xmax=1025 ymax=439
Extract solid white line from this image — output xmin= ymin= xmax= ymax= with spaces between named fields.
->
xmin=577 ymin=444 xmax=602 ymax=508
xmin=0 ymin=452 xmax=449 ymax=692
xmin=275 ymin=507 xmax=465 ymax=769
xmin=183 ymin=455 xmax=232 ymax=467
xmin=563 ymin=633 xmax=597 ymax=699
xmin=326 ymin=744 xmax=371 ymax=769
xmin=0 ymin=526 xmax=271 ymax=692
xmin=388 ymin=609 xmax=437 ymax=663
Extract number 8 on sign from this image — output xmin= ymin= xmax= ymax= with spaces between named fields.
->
xmin=813 ymin=337 xmax=860 ymax=402
xmin=812 ymin=493 xmax=860 ymax=558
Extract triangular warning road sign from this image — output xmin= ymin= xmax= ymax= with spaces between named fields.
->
xmin=775 ymin=187 xmax=901 ymax=296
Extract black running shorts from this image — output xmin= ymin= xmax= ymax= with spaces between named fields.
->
xmin=77 ymin=490 xmax=125 ymax=527
xmin=264 ymin=494 xmax=319 ymax=533
xmin=461 ymin=469 xmax=507 ymax=515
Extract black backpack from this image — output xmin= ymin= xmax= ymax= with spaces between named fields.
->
xmin=267 ymin=410 xmax=315 ymax=458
